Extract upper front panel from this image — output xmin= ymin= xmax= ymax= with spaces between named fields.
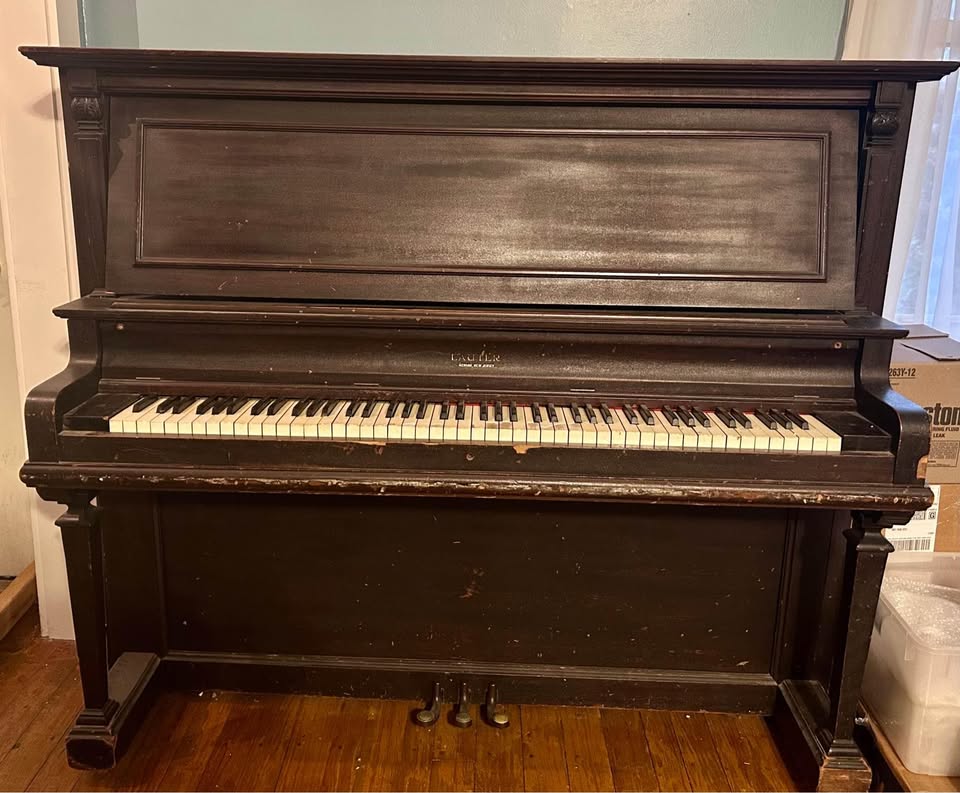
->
xmin=106 ymin=95 xmax=858 ymax=308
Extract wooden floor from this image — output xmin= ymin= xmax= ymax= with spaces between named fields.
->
xmin=0 ymin=609 xmax=797 ymax=792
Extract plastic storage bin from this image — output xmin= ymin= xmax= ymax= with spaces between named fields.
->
xmin=862 ymin=553 xmax=960 ymax=776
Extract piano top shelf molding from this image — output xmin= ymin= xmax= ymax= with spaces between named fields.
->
xmin=55 ymin=295 xmax=907 ymax=339
xmin=18 ymin=47 xmax=958 ymax=87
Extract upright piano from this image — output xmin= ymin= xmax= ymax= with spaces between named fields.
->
xmin=20 ymin=46 xmax=957 ymax=789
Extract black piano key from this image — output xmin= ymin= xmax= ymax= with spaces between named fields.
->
xmin=730 ymin=408 xmax=752 ymax=429
xmin=531 ymin=403 xmax=543 ymax=422
xmin=754 ymin=409 xmax=776 ymax=429
xmin=479 ymin=402 xmax=489 ymax=421
xmin=361 ymin=401 xmax=376 ymax=418
xmin=621 ymin=405 xmax=639 ymax=425
xmin=156 ymin=396 xmax=181 ymax=413
xmin=546 ymin=403 xmax=558 ymax=422
xmin=509 ymin=402 xmax=518 ymax=422
xmin=691 ymin=407 xmax=710 ymax=427
xmin=582 ymin=404 xmax=597 ymax=423
xmin=661 ymin=407 xmax=680 ymax=427
xmin=345 ymin=401 xmax=361 ymax=418
xmin=714 ymin=408 xmax=736 ymax=428
xmin=768 ymin=408 xmax=792 ymax=429
xmin=569 ymin=404 xmax=583 ymax=424
xmin=321 ymin=400 xmax=339 ymax=417
xmin=440 ymin=402 xmax=450 ymax=420
xmin=494 ymin=401 xmax=503 ymax=422
xmin=784 ymin=409 xmax=809 ymax=430
xmin=197 ymin=396 xmax=220 ymax=415
xmin=267 ymin=398 xmax=290 ymax=416
xmin=131 ymin=395 xmax=159 ymax=413
xmin=225 ymin=397 xmax=248 ymax=415
xmin=292 ymin=397 xmax=313 ymax=417
xmin=455 ymin=401 xmax=465 ymax=421
xmin=599 ymin=403 xmax=614 ymax=424
xmin=385 ymin=400 xmax=399 ymax=419
xmin=675 ymin=406 xmax=695 ymax=427
xmin=402 ymin=401 xmax=415 ymax=419
xmin=210 ymin=396 xmax=233 ymax=415
xmin=416 ymin=402 xmax=428 ymax=420
xmin=171 ymin=396 xmax=198 ymax=414
xmin=250 ymin=397 xmax=272 ymax=416
xmin=636 ymin=404 xmax=655 ymax=426
xmin=306 ymin=399 xmax=326 ymax=417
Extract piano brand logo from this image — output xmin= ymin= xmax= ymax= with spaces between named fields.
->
xmin=926 ymin=403 xmax=960 ymax=426
xmin=450 ymin=350 xmax=501 ymax=369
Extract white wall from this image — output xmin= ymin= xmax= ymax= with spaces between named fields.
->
xmin=0 ymin=212 xmax=34 ymax=577
xmin=1 ymin=0 xmax=80 ymax=637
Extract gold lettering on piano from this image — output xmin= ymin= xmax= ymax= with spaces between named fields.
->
xmin=450 ymin=350 xmax=501 ymax=369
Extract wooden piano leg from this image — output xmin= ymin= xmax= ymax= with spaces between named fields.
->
xmin=56 ymin=493 xmax=160 ymax=770
xmin=815 ymin=511 xmax=899 ymax=791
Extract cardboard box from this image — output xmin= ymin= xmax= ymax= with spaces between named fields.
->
xmin=888 ymin=327 xmax=960 ymax=553
xmin=889 ymin=335 xmax=960 ymax=484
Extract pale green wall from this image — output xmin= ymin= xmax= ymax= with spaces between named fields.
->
xmin=81 ymin=0 xmax=848 ymax=59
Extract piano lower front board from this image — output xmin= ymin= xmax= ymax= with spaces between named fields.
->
xmin=95 ymin=488 xmax=839 ymax=714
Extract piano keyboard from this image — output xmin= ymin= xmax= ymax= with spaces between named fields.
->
xmin=106 ymin=396 xmax=844 ymax=453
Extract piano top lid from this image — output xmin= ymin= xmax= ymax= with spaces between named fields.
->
xmin=22 ymin=46 xmax=959 ymax=312
xmin=19 ymin=45 xmax=959 ymax=85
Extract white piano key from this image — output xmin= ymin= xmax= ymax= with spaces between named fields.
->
xmin=804 ymin=415 xmax=842 ymax=453
xmin=776 ymin=424 xmax=801 ymax=453
xmin=274 ymin=401 xmax=300 ymax=438
xmin=677 ymin=420 xmax=699 ymax=450
xmin=317 ymin=401 xmax=348 ymax=440
xmin=708 ymin=413 xmax=741 ymax=451
xmin=385 ymin=403 xmax=405 ymax=440
xmin=649 ymin=411 xmax=673 ymax=448
xmin=428 ymin=403 xmax=446 ymax=441
xmin=372 ymin=403 xmax=393 ymax=440
xmin=560 ymin=407 xmax=584 ymax=447
xmin=109 ymin=401 xmax=141 ymax=433
xmin=456 ymin=405 xmax=474 ymax=442
xmin=511 ymin=406 xmax=527 ymax=445
xmin=361 ymin=402 xmax=388 ymax=440
xmin=399 ymin=405 xmax=419 ymax=440
xmin=522 ymin=406 xmax=540 ymax=446
xmin=607 ymin=409 xmax=628 ymax=449
xmin=442 ymin=404 xmax=460 ymax=442
xmin=593 ymin=410 xmax=612 ymax=448
xmin=415 ymin=404 xmax=434 ymax=441
xmin=134 ymin=403 xmax=163 ymax=434
xmin=613 ymin=409 xmax=641 ymax=449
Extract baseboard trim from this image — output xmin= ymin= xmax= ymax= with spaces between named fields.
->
xmin=0 ymin=562 xmax=37 ymax=641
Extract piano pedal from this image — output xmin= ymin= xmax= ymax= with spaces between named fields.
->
xmin=483 ymin=683 xmax=510 ymax=729
xmin=453 ymin=682 xmax=473 ymax=728
xmin=414 ymin=681 xmax=443 ymax=727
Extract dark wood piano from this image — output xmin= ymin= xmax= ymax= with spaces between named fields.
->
xmin=19 ymin=46 xmax=958 ymax=789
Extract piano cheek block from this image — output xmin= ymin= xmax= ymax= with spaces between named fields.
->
xmin=17 ymin=45 xmax=946 ymax=785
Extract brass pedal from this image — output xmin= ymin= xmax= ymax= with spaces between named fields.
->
xmin=484 ymin=683 xmax=510 ymax=728
xmin=414 ymin=682 xmax=442 ymax=727
xmin=453 ymin=682 xmax=473 ymax=728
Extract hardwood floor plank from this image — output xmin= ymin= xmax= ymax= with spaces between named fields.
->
xmin=669 ymin=713 xmax=731 ymax=792
xmin=427 ymin=714 xmax=478 ymax=793
xmin=642 ymin=711 xmax=691 ymax=792
xmin=599 ymin=709 xmax=659 ymax=793
xmin=474 ymin=704 xmax=523 ymax=792
xmin=741 ymin=717 xmax=797 ymax=792
xmin=154 ymin=693 xmax=232 ymax=791
xmin=365 ymin=700 xmax=433 ymax=792
xmin=23 ymin=729 xmax=83 ymax=793
xmin=274 ymin=696 xmax=345 ymax=791
xmin=706 ymin=714 xmax=759 ymax=793
xmin=311 ymin=699 xmax=381 ymax=791
xmin=194 ymin=693 xmax=301 ymax=791
xmin=521 ymin=705 xmax=570 ymax=792
xmin=561 ymin=707 xmax=615 ymax=792
xmin=0 ymin=667 xmax=82 ymax=791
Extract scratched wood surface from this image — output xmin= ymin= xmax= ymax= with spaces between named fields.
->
xmin=1 ymin=610 xmax=797 ymax=792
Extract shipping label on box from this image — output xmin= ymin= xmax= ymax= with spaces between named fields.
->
xmin=885 ymin=484 xmax=940 ymax=553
